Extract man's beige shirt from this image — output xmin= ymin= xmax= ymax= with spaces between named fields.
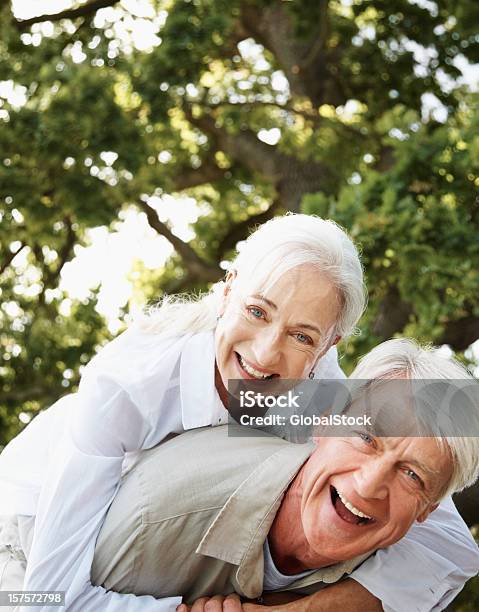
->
xmin=91 ymin=425 xmax=369 ymax=604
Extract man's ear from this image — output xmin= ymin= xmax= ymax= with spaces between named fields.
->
xmin=416 ymin=503 xmax=439 ymax=523
xmin=218 ymin=269 xmax=237 ymax=316
xmin=332 ymin=335 xmax=341 ymax=346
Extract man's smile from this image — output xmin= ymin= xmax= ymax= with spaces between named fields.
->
xmin=330 ymin=486 xmax=376 ymax=526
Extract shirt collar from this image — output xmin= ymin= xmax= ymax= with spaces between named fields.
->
xmin=195 ymin=439 xmax=311 ymax=597
xmin=180 ymin=330 xmax=223 ymax=430
xmin=195 ymin=436 xmax=369 ymax=597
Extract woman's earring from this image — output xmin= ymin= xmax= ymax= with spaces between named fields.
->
xmin=308 ymin=371 xmax=315 ymax=380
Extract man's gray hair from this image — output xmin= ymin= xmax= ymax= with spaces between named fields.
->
xmin=351 ymin=338 xmax=479 ymax=499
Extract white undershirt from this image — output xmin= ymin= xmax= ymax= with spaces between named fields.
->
xmin=263 ymin=538 xmax=315 ymax=591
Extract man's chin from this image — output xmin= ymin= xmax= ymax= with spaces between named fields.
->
xmin=316 ymin=540 xmax=378 ymax=565
xmin=328 ymin=528 xmax=411 ymax=563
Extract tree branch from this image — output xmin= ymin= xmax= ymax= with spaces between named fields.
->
xmin=0 ymin=242 xmax=26 ymax=276
xmin=158 ymin=202 xmax=283 ymax=288
xmin=217 ymin=199 xmax=282 ymax=259
xmin=205 ymin=100 xmax=323 ymax=125
xmin=437 ymin=315 xmax=479 ymax=353
xmin=300 ymin=0 xmax=330 ymax=69
xmin=55 ymin=217 xmax=76 ymax=273
xmin=372 ymin=288 xmax=413 ymax=339
xmin=184 ymin=106 xmax=282 ymax=180
xmin=454 ymin=482 xmax=479 ymax=527
xmin=374 ymin=146 xmax=395 ymax=173
xmin=203 ymin=101 xmax=365 ymax=143
xmin=136 ymin=199 xmax=222 ymax=282
xmin=31 ymin=220 xmax=76 ymax=307
xmin=184 ymin=105 xmax=331 ymax=212
xmin=218 ymin=103 xmax=367 ymax=146
xmin=372 ymin=290 xmax=479 ymax=352
xmin=15 ymin=0 xmax=119 ymax=29
xmin=1 ymin=385 xmax=59 ymax=405
xmin=162 ymin=273 xmax=196 ymax=295
xmin=239 ymin=2 xmax=303 ymax=91
xmin=31 ymin=243 xmax=48 ymax=306
xmin=171 ymin=163 xmax=225 ymax=192
xmin=239 ymin=0 xmax=347 ymax=107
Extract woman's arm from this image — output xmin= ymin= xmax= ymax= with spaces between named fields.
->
xmin=21 ymin=331 xmax=185 ymax=612
xmin=23 ymin=435 xmax=180 ymax=611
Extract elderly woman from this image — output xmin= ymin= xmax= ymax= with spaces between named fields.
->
xmin=0 ymin=214 xmax=477 ymax=612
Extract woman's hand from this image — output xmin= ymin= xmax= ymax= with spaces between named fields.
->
xmin=177 ymin=593 xmax=243 ymax=612
xmin=177 ymin=591 xmax=306 ymax=612
xmin=176 ymin=595 xmax=304 ymax=612
xmin=176 ymin=580 xmax=384 ymax=612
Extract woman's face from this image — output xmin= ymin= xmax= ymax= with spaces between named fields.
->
xmin=214 ymin=265 xmax=341 ymax=395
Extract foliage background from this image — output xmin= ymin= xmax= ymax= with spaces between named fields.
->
xmin=0 ymin=0 xmax=478 ymax=607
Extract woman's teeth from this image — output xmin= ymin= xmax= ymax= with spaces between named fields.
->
xmin=238 ymin=355 xmax=271 ymax=379
xmin=337 ymin=489 xmax=372 ymax=520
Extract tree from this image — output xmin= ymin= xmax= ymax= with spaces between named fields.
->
xmin=1 ymin=1 xmax=478 ymax=522
xmin=1 ymin=3 xmax=478 ymax=607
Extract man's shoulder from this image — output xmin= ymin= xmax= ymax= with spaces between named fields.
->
xmin=133 ymin=426 xmax=294 ymax=521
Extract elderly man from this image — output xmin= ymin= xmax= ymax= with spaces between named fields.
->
xmin=89 ymin=339 xmax=479 ymax=612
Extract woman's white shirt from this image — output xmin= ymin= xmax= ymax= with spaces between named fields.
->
xmin=0 ymin=326 xmax=477 ymax=612
xmin=0 ymin=326 xmax=343 ymax=612
xmin=0 ymin=328 xmax=229 ymax=611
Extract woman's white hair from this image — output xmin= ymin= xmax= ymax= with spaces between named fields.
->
xmin=351 ymin=338 xmax=479 ymax=499
xmin=138 ymin=213 xmax=366 ymax=346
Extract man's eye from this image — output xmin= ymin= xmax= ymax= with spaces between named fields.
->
xmin=293 ymin=332 xmax=312 ymax=345
xmin=356 ymin=431 xmax=374 ymax=446
xmin=404 ymin=468 xmax=420 ymax=483
xmin=247 ymin=306 xmax=265 ymax=319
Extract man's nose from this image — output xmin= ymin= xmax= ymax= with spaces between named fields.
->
xmin=353 ymin=457 xmax=390 ymax=500
xmin=251 ymin=327 xmax=282 ymax=367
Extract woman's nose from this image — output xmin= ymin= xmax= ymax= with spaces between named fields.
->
xmin=251 ymin=327 xmax=282 ymax=368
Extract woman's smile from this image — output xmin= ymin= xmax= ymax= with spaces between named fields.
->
xmin=234 ymin=352 xmax=279 ymax=380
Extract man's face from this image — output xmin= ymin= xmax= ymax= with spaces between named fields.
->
xmin=298 ymin=434 xmax=452 ymax=563
xmin=214 ymin=266 xmax=341 ymax=389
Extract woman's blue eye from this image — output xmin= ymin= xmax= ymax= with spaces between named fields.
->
xmin=248 ymin=306 xmax=264 ymax=319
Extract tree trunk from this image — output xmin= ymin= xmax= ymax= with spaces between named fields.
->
xmin=453 ymin=484 xmax=479 ymax=527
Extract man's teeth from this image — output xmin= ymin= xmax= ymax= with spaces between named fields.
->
xmin=337 ymin=490 xmax=372 ymax=520
xmin=239 ymin=355 xmax=270 ymax=379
